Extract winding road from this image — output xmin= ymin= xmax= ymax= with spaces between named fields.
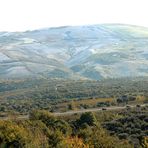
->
xmin=0 ymin=104 xmax=147 ymax=120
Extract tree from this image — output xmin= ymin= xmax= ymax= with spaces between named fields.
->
xmin=29 ymin=110 xmax=56 ymax=128
xmin=78 ymin=112 xmax=97 ymax=126
xmin=0 ymin=121 xmax=31 ymax=148
xmin=68 ymin=101 xmax=76 ymax=110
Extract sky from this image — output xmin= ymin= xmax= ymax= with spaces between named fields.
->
xmin=0 ymin=0 xmax=148 ymax=31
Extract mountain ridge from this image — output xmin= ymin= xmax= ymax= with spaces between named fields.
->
xmin=0 ymin=24 xmax=148 ymax=80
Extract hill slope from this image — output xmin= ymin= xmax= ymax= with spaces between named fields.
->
xmin=0 ymin=24 xmax=148 ymax=80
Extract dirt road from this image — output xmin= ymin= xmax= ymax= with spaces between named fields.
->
xmin=0 ymin=104 xmax=147 ymax=120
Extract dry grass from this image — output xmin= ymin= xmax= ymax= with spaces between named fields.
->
xmin=55 ymin=98 xmax=115 ymax=111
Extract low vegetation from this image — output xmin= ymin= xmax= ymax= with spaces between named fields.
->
xmin=103 ymin=106 xmax=148 ymax=147
xmin=0 ymin=110 xmax=135 ymax=148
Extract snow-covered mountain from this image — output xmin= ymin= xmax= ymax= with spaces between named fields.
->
xmin=0 ymin=24 xmax=148 ymax=80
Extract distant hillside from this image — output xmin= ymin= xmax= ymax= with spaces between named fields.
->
xmin=0 ymin=24 xmax=148 ymax=80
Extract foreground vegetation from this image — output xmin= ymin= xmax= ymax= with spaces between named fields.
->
xmin=0 ymin=110 xmax=132 ymax=148
xmin=0 ymin=106 xmax=148 ymax=148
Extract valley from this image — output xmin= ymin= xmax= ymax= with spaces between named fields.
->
xmin=0 ymin=77 xmax=147 ymax=114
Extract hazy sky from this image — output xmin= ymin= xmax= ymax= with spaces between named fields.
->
xmin=0 ymin=0 xmax=148 ymax=31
